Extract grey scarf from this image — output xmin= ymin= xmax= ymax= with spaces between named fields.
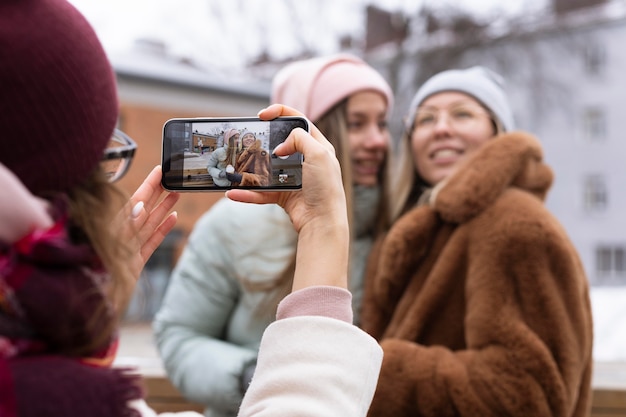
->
xmin=350 ymin=185 xmax=380 ymax=326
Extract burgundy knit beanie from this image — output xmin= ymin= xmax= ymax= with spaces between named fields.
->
xmin=0 ymin=0 xmax=119 ymax=196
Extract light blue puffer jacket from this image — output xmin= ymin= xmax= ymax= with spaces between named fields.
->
xmin=153 ymin=198 xmax=297 ymax=417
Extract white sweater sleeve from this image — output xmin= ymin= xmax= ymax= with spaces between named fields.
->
xmin=237 ymin=315 xmax=383 ymax=417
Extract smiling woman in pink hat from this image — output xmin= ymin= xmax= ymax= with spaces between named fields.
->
xmin=154 ymin=53 xmax=395 ymax=417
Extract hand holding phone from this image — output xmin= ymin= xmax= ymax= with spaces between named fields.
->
xmin=226 ymin=104 xmax=349 ymax=291
xmin=227 ymin=105 xmax=344 ymax=218
xmin=161 ymin=116 xmax=308 ymax=191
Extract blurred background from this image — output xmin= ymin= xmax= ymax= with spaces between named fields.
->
xmin=68 ymin=0 xmax=626 ymax=365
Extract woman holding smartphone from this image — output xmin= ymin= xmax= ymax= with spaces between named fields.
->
xmin=224 ymin=131 xmax=271 ymax=187
xmin=0 ymin=0 xmax=382 ymax=413
xmin=154 ymin=53 xmax=394 ymax=417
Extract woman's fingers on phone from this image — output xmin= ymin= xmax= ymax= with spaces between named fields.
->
xmin=258 ymin=104 xmax=327 ymax=145
xmin=260 ymin=104 xmax=336 ymax=160
xmin=226 ymin=190 xmax=286 ymax=207
xmin=258 ymin=103 xmax=302 ymax=119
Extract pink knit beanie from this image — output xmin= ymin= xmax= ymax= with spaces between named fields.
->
xmin=223 ymin=129 xmax=240 ymax=144
xmin=0 ymin=0 xmax=119 ymax=196
xmin=271 ymin=53 xmax=393 ymax=122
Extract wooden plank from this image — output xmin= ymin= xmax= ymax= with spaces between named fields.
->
xmin=143 ymin=375 xmax=204 ymax=413
xmin=592 ymin=388 xmax=626 ymax=417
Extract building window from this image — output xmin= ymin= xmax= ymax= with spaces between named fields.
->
xmin=583 ymin=43 xmax=606 ymax=75
xmin=583 ymin=174 xmax=607 ymax=212
xmin=615 ymin=247 xmax=626 ymax=272
xmin=595 ymin=245 xmax=626 ymax=285
xmin=597 ymin=247 xmax=612 ymax=274
xmin=583 ymin=107 xmax=606 ymax=141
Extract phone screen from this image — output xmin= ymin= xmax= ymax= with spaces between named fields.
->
xmin=161 ymin=117 xmax=307 ymax=191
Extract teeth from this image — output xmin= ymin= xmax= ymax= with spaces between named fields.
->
xmin=432 ymin=149 xmax=460 ymax=159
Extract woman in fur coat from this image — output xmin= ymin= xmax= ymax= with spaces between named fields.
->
xmin=361 ymin=66 xmax=593 ymax=417
xmin=224 ymin=132 xmax=271 ymax=187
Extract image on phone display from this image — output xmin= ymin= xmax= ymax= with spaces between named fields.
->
xmin=161 ymin=117 xmax=307 ymax=191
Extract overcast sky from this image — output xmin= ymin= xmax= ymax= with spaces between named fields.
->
xmin=68 ymin=0 xmax=547 ymax=72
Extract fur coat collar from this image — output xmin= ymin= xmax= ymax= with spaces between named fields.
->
xmin=235 ymin=140 xmax=271 ymax=187
xmin=432 ymin=130 xmax=553 ymax=223
xmin=371 ymin=131 xmax=556 ymax=313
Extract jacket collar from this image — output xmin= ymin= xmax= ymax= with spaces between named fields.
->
xmin=430 ymin=131 xmax=553 ymax=224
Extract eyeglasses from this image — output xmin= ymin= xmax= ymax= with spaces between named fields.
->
xmin=411 ymin=104 xmax=493 ymax=135
xmin=101 ymin=129 xmax=137 ymax=183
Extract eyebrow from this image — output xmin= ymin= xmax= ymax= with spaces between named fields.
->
xmin=346 ymin=109 xmax=387 ymax=119
xmin=419 ymin=99 xmax=480 ymax=110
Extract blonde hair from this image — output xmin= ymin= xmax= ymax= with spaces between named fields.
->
xmin=225 ymin=135 xmax=240 ymax=167
xmin=254 ymin=99 xmax=394 ymax=317
xmin=64 ymin=169 xmax=135 ymax=356
xmin=316 ymin=100 xmax=395 ymax=234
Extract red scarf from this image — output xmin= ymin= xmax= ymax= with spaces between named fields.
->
xmin=0 ymin=204 xmax=143 ymax=416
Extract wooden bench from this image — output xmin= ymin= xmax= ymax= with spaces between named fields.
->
xmin=143 ymin=375 xmax=204 ymax=414
xmin=592 ymin=361 xmax=626 ymax=416
xmin=592 ymin=388 xmax=626 ymax=417
xmin=116 ymin=324 xmax=626 ymax=415
xmin=114 ymin=323 xmax=204 ymax=413
xmin=137 ymin=377 xmax=626 ymax=416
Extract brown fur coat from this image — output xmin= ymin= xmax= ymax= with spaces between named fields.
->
xmin=234 ymin=139 xmax=271 ymax=187
xmin=361 ymin=132 xmax=593 ymax=417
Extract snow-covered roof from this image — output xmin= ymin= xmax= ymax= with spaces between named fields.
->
xmin=109 ymin=40 xmax=270 ymax=99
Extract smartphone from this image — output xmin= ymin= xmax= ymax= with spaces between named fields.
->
xmin=161 ymin=116 xmax=308 ymax=191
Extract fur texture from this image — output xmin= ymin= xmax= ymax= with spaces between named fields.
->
xmin=234 ymin=140 xmax=271 ymax=187
xmin=361 ymin=132 xmax=593 ymax=417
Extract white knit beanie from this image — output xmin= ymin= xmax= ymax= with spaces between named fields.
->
xmin=405 ymin=66 xmax=514 ymax=132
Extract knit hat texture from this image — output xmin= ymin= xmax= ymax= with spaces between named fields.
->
xmin=271 ymin=53 xmax=393 ymax=122
xmin=223 ymin=128 xmax=240 ymax=144
xmin=405 ymin=66 xmax=514 ymax=132
xmin=0 ymin=0 xmax=119 ymax=195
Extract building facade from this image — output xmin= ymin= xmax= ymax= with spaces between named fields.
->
xmin=367 ymin=1 xmax=626 ymax=287
xmin=110 ymin=45 xmax=270 ymax=320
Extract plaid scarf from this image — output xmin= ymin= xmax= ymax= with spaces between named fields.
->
xmin=0 ymin=203 xmax=143 ymax=417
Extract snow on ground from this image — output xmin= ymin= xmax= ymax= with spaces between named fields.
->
xmin=591 ymin=286 xmax=626 ymax=362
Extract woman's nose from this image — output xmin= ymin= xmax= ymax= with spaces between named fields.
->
xmin=433 ymin=112 xmax=453 ymax=135
xmin=363 ymin=125 xmax=388 ymax=150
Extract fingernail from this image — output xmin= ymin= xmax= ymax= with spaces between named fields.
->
xmin=131 ymin=201 xmax=144 ymax=219
xmin=272 ymin=143 xmax=284 ymax=154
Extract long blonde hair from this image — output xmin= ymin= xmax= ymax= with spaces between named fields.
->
xmin=225 ymin=135 xmax=240 ymax=167
xmin=316 ymin=100 xmax=394 ymax=235
xmin=256 ymin=99 xmax=395 ymax=316
xmin=64 ymin=169 xmax=135 ymax=356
